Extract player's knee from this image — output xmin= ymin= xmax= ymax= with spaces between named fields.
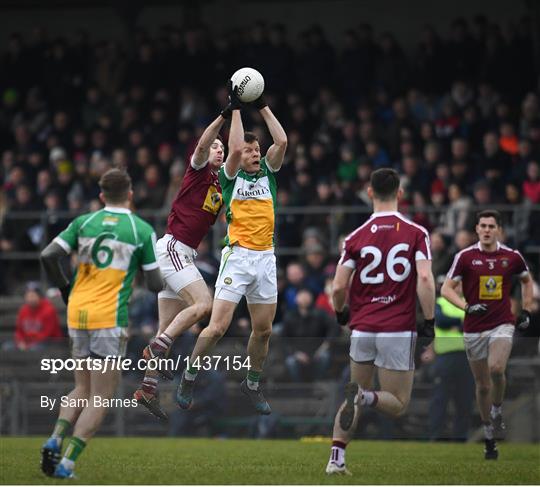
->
xmin=252 ymin=325 xmax=272 ymax=341
xmin=394 ymin=398 xmax=410 ymax=417
xmin=489 ymin=363 xmax=505 ymax=379
xmin=476 ymin=383 xmax=491 ymax=396
xmin=206 ymin=323 xmax=228 ymax=339
xmin=193 ymin=299 xmax=212 ymax=320
xmin=74 ymin=385 xmax=90 ymax=399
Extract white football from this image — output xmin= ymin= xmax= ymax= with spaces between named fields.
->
xmin=230 ymin=67 xmax=265 ymax=102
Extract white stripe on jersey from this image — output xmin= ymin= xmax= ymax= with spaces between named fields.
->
xmin=446 ymin=244 xmax=477 ymax=280
xmin=393 ymin=213 xmax=432 ymax=260
xmin=339 ymin=215 xmax=377 ymax=266
xmin=500 ymin=243 xmax=530 ymax=273
xmin=340 ymin=211 xmax=432 ymax=262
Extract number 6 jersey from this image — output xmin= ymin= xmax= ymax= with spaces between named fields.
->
xmin=54 ymin=207 xmax=158 ymax=330
xmin=339 ymin=211 xmax=431 ymax=332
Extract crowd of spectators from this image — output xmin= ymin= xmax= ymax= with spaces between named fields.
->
xmin=1 ymin=16 xmax=539 ymax=296
xmin=0 ymin=14 xmax=539 ymax=441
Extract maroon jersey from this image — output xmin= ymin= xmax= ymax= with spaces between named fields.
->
xmin=166 ymin=159 xmax=223 ymax=249
xmin=339 ymin=211 xmax=431 ymax=332
xmin=446 ymin=242 xmax=529 ymax=333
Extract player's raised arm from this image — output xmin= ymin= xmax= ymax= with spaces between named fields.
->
xmin=224 ymin=106 xmax=244 ymax=178
xmin=191 ymin=114 xmax=228 ymax=167
xmin=256 ymin=99 xmax=287 ymax=171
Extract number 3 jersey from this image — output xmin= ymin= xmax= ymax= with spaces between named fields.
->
xmin=54 ymin=207 xmax=158 ymax=330
xmin=339 ymin=211 xmax=431 ymax=332
xmin=446 ymin=242 xmax=529 ymax=333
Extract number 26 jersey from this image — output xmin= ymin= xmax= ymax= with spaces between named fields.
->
xmin=339 ymin=211 xmax=431 ymax=333
xmin=54 ymin=207 xmax=158 ymax=330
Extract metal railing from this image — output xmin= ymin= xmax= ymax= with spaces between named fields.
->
xmin=1 ymin=204 xmax=539 ymax=290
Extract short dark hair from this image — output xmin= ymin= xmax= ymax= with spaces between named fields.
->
xmin=244 ymin=132 xmax=258 ymax=144
xmin=370 ymin=168 xmax=400 ymax=201
xmin=476 ymin=209 xmax=502 ymax=226
xmin=99 ymin=168 xmax=132 ymax=204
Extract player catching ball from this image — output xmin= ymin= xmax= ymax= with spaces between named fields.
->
xmin=176 ymin=81 xmax=287 ymax=414
xmin=133 ymin=106 xmax=231 ymax=420
xmin=442 ymin=210 xmax=533 ymax=460
xmin=326 ymin=168 xmax=436 ymax=475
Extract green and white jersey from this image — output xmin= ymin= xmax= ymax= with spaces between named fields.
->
xmin=219 ymin=157 xmax=278 ymax=251
xmin=54 ymin=207 xmax=158 ymax=329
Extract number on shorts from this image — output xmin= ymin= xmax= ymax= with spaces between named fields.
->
xmin=359 ymin=243 xmax=411 ymax=284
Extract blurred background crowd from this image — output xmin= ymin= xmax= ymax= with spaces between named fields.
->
xmin=1 ymin=13 xmax=539 ymax=319
xmin=1 ymin=2 xmax=540 ymax=441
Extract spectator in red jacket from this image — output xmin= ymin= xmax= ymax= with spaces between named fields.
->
xmin=523 ymin=160 xmax=540 ymax=204
xmin=14 ymin=282 xmax=63 ymax=351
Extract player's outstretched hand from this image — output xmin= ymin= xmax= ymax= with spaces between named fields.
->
xmin=335 ymin=305 xmax=350 ymax=327
xmin=466 ymin=303 xmax=488 ymax=315
xmin=228 ymin=80 xmax=242 ymax=110
xmin=221 ymin=81 xmax=243 ymax=119
xmin=252 ymin=94 xmax=267 ymax=110
xmin=418 ymin=318 xmax=435 ymax=345
xmin=516 ymin=310 xmax=531 ymax=330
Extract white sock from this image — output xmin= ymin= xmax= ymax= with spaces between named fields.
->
xmin=184 ymin=369 xmax=197 ymax=381
xmin=329 ymin=446 xmax=345 ymax=465
xmin=484 ymin=423 xmax=494 ymax=440
xmin=491 ymin=404 xmax=502 ymax=418
xmin=60 ymin=457 xmax=75 ymax=470
xmin=246 ymin=379 xmax=259 ymax=390
xmin=49 ymin=436 xmax=62 ymax=447
xmin=360 ymin=390 xmax=377 ymax=406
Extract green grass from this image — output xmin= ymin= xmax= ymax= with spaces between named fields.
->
xmin=1 ymin=437 xmax=539 ymax=484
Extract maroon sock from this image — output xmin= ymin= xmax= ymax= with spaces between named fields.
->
xmin=150 ymin=333 xmax=172 ymax=354
xmin=332 ymin=440 xmax=346 ymax=449
xmin=141 ymin=377 xmax=158 ymax=395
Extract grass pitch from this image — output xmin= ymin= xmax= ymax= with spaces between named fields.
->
xmin=1 ymin=437 xmax=539 ymax=484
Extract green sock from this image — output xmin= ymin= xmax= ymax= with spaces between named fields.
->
xmin=51 ymin=419 xmax=71 ymax=442
xmin=247 ymin=370 xmax=261 ymax=390
xmin=64 ymin=437 xmax=86 ymax=462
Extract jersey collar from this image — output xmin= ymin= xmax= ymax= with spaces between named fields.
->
xmin=372 ymin=211 xmax=400 ymax=217
xmin=104 ymin=206 xmax=132 ymax=214
xmin=476 ymin=241 xmax=500 ymax=252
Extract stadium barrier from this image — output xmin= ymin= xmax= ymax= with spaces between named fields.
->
xmin=1 ymin=204 xmax=539 ymax=291
xmin=0 ymin=338 xmax=539 ymax=441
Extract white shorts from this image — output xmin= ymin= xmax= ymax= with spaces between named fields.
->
xmin=156 ymin=234 xmax=203 ymax=300
xmin=463 ymin=323 xmax=514 ymax=361
xmin=350 ymin=330 xmax=417 ymax=371
xmin=69 ymin=327 xmax=128 ymax=359
xmin=214 ymin=245 xmax=277 ymax=304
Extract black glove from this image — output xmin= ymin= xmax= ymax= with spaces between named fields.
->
xmin=60 ymin=285 xmax=70 ymax=305
xmin=252 ymin=94 xmax=267 ymax=110
xmin=335 ymin=305 xmax=350 ymax=327
xmin=227 ymin=79 xmax=242 ymax=110
xmin=418 ymin=318 xmax=435 ymax=346
xmin=220 ymin=81 xmax=243 ymax=119
xmin=466 ymin=303 xmax=488 ymax=315
xmin=220 ymin=104 xmax=232 ymax=120
xmin=516 ymin=310 xmax=531 ymax=331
